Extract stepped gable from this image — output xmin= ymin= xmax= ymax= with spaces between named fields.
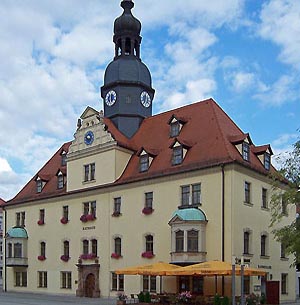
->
xmin=6 ymin=142 xmax=71 ymax=205
xmin=117 ymin=98 xmax=276 ymax=182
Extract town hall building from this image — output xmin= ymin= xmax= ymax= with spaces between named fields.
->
xmin=1 ymin=0 xmax=296 ymax=302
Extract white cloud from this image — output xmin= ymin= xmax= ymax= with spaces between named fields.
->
xmin=258 ymin=0 xmax=300 ymax=69
xmin=0 ymin=158 xmax=12 ymax=172
xmin=231 ymin=72 xmax=256 ymax=92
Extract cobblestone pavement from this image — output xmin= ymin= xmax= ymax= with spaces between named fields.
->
xmin=0 ymin=291 xmax=116 ymax=305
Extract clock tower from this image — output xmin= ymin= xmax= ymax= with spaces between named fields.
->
xmin=101 ymin=0 xmax=155 ymax=138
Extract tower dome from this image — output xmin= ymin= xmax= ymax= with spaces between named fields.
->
xmin=114 ymin=0 xmax=141 ymax=37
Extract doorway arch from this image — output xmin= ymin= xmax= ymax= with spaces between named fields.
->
xmin=85 ymin=273 xmax=95 ymax=297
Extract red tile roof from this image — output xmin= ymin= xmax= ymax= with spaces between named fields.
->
xmin=6 ymin=98 xmax=276 ymax=206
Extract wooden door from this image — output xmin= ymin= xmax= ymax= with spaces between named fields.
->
xmin=266 ymin=281 xmax=279 ymax=305
xmin=85 ymin=273 xmax=95 ymax=298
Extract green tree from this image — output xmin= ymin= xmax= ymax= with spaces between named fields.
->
xmin=270 ymin=136 xmax=300 ymax=265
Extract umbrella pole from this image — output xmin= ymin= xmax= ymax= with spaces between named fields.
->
xmin=215 ymin=275 xmax=217 ymax=294
xmin=160 ymin=275 xmax=162 ymax=293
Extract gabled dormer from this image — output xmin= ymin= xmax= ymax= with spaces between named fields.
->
xmin=170 ymin=139 xmax=191 ymax=166
xmin=35 ymin=175 xmax=49 ymax=193
xmin=168 ymin=115 xmax=186 ymax=138
xmin=230 ymin=133 xmax=253 ymax=162
xmin=252 ymin=145 xmax=273 ymax=170
xmin=60 ymin=150 xmax=67 ymax=166
xmin=56 ymin=169 xmax=66 ymax=189
xmin=138 ymin=148 xmax=158 ymax=172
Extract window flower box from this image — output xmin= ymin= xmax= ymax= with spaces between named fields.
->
xmin=141 ymin=251 xmax=155 ymax=259
xmin=37 ymin=220 xmax=44 ymax=225
xmin=80 ymin=253 xmax=97 ymax=260
xmin=38 ymin=255 xmax=46 ymax=261
xmin=60 ymin=217 xmax=68 ymax=224
xmin=60 ymin=255 xmax=70 ymax=262
xmin=80 ymin=214 xmax=96 ymax=222
xmin=111 ymin=253 xmax=122 ymax=259
xmin=142 ymin=207 xmax=154 ymax=215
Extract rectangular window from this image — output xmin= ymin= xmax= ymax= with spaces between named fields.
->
xmin=61 ymin=272 xmax=72 ymax=289
xmin=192 ymin=277 xmax=204 ymax=294
xmin=187 ymin=230 xmax=198 ymax=252
xmin=281 ymin=243 xmax=286 ymax=258
xmin=38 ymin=271 xmax=47 ymax=288
xmin=91 ymin=201 xmax=96 ymax=217
xmin=262 ymin=188 xmax=268 ymax=208
xmin=84 ymin=163 xmax=95 ymax=182
xmin=40 ymin=242 xmax=46 ymax=257
xmin=16 ymin=212 xmax=26 ymax=227
xmin=242 ymin=142 xmax=250 ymax=161
xmin=244 ymin=231 xmax=250 ymax=254
xmin=145 ymin=235 xmax=154 ymax=253
xmin=181 ymin=185 xmax=190 ymax=206
xmin=83 ymin=202 xmax=89 ymax=215
xmin=112 ymin=272 xmax=118 ymax=291
xmin=175 ymin=230 xmax=184 ymax=252
xmin=143 ymin=275 xmax=149 ymax=291
xmin=118 ymin=274 xmax=124 ymax=291
xmin=142 ymin=276 xmax=156 ymax=292
xmin=39 ymin=209 xmax=45 ymax=223
xmin=244 ymin=182 xmax=251 ymax=204
xmin=36 ymin=180 xmax=43 ymax=193
xmin=264 ymin=153 xmax=271 ymax=170
xmin=114 ymin=197 xmax=121 ymax=215
xmin=14 ymin=243 xmax=22 ymax=258
xmin=140 ymin=155 xmax=149 ymax=172
xmin=261 ymin=235 xmax=267 ymax=256
xmin=170 ymin=122 xmax=180 ymax=137
xmin=61 ymin=153 xmax=67 ymax=166
xmin=282 ymin=198 xmax=288 ymax=215
xmin=91 ymin=239 xmax=98 ymax=257
xmin=63 ymin=206 xmax=69 ymax=220
xmin=15 ymin=271 xmax=27 ymax=287
xmin=172 ymin=146 xmax=183 ymax=165
xmin=192 ymin=184 xmax=201 ymax=205
xmin=145 ymin=192 xmax=153 ymax=209
xmin=243 ymin=276 xmax=250 ymax=295
xmin=83 ymin=240 xmax=89 ymax=255
xmin=57 ymin=175 xmax=64 ymax=189
xmin=281 ymin=273 xmax=288 ymax=294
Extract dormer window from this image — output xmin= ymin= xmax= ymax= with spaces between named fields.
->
xmin=170 ymin=122 xmax=180 ymax=137
xmin=57 ymin=173 xmax=64 ymax=189
xmin=172 ymin=146 xmax=183 ymax=165
xmin=140 ymin=154 xmax=149 ymax=172
xmin=61 ymin=151 xmax=67 ymax=166
xmin=264 ymin=153 xmax=271 ymax=170
xmin=242 ymin=142 xmax=250 ymax=161
xmin=36 ymin=178 xmax=43 ymax=193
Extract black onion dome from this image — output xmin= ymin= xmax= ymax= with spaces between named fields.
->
xmin=104 ymin=57 xmax=151 ymax=86
xmin=114 ymin=0 xmax=141 ymax=36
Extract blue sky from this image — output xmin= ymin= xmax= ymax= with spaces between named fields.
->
xmin=0 ymin=0 xmax=299 ymax=200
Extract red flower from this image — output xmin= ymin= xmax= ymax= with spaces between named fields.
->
xmin=80 ymin=214 xmax=88 ymax=222
xmin=60 ymin=217 xmax=68 ymax=224
xmin=38 ymin=255 xmax=46 ymax=261
xmin=80 ymin=253 xmax=97 ymax=260
xmin=60 ymin=255 xmax=70 ymax=262
xmin=86 ymin=214 xmax=96 ymax=221
xmin=112 ymin=211 xmax=121 ymax=217
xmin=37 ymin=220 xmax=44 ymax=225
xmin=111 ymin=253 xmax=122 ymax=259
xmin=142 ymin=207 xmax=154 ymax=215
xmin=141 ymin=251 xmax=155 ymax=258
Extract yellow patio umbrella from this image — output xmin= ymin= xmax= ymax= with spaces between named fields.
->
xmin=166 ymin=260 xmax=235 ymax=276
xmin=115 ymin=261 xmax=181 ymax=276
xmin=239 ymin=266 xmax=266 ymax=276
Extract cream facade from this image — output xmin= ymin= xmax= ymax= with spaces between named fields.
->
xmin=2 ymin=154 xmax=296 ymax=301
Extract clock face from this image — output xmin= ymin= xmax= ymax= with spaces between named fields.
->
xmin=140 ymin=91 xmax=151 ymax=108
xmin=105 ymin=90 xmax=117 ymax=106
xmin=84 ymin=131 xmax=94 ymax=145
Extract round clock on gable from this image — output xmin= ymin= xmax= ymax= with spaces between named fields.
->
xmin=84 ymin=131 xmax=94 ymax=145
xmin=140 ymin=91 xmax=151 ymax=108
xmin=105 ymin=90 xmax=117 ymax=106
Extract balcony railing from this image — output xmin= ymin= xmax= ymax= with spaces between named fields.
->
xmin=6 ymin=257 xmax=28 ymax=267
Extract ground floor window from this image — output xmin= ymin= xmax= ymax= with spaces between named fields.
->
xmin=192 ymin=277 xmax=203 ymax=294
xmin=61 ymin=271 xmax=72 ymax=289
xmin=281 ymin=273 xmax=288 ymax=294
xmin=38 ymin=271 xmax=47 ymax=288
xmin=111 ymin=272 xmax=124 ymax=291
xmin=143 ymin=275 xmax=157 ymax=292
xmin=243 ymin=276 xmax=250 ymax=295
xmin=179 ymin=276 xmax=203 ymax=294
xmin=15 ymin=271 xmax=27 ymax=287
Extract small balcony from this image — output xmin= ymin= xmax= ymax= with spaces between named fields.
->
xmin=6 ymin=257 xmax=28 ymax=267
xmin=171 ymin=251 xmax=207 ymax=264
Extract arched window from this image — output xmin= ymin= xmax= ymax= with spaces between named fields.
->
xmin=83 ymin=240 xmax=89 ymax=255
xmin=114 ymin=237 xmax=122 ymax=256
xmin=63 ymin=241 xmax=69 ymax=257
xmin=261 ymin=234 xmax=268 ymax=256
xmin=40 ymin=242 xmax=46 ymax=257
xmin=175 ymin=230 xmax=184 ymax=252
xmin=145 ymin=235 xmax=153 ymax=253
xmin=243 ymin=231 xmax=250 ymax=254
xmin=187 ymin=230 xmax=198 ymax=252
xmin=91 ymin=239 xmax=97 ymax=256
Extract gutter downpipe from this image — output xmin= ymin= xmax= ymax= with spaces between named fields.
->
xmin=221 ymin=164 xmax=225 ymax=296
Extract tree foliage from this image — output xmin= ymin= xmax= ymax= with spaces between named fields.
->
xmin=270 ymin=136 xmax=300 ymax=265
